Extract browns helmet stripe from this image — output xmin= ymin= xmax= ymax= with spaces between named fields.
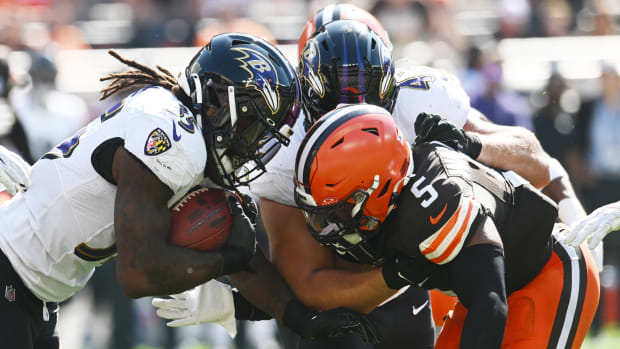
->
xmin=296 ymin=104 xmax=391 ymax=193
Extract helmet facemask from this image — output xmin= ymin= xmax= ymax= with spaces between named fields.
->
xmin=182 ymin=34 xmax=300 ymax=189
xmin=198 ymin=77 xmax=296 ymax=188
xmin=295 ymin=175 xmax=384 ymax=253
xmin=299 ymin=21 xmax=397 ymax=128
xmin=294 ymin=105 xmax=414 ymax=263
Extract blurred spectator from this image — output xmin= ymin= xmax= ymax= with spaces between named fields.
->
xmin=195 ymin=18 xmax=277 ymax=47
xmin=532 ymin=71 xmax=580 ymax=164
xmin=50 ymin=23 xmax=90 ymax=50
xmin=194 ymin=0 xmax=276 ymax=46
xmin=527 ymin=0 xmax=573 ymax=37
xmin=10 ymin=53 xmax=89 ymax=159
xmin=470 ymin=62 xmax=533 ymax=129
xmin=459 ymin=44 xmax=487 ymax=100
xmin=127 ymin=0 xmax=197 ymax=47
xmin=496 ymin=0 xmax=531 ymax=38
xmin=572 ymin=63 xmax=620 ymax=211
xmin=569 ymin=61 xmax=620 ymax=334
xmin=371 ymin=0 xmax=429 ymax=49
xmin=0 ymin=55 xmax=33 ymax=163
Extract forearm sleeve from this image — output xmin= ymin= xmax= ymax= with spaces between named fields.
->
xmin=451 ymin=244 xmax=508 ymax=349
xmin=232 ymin=290 xmax=272 ymax=321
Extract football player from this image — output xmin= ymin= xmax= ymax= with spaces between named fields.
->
xmin=296 ymin=2 xmax=393 ymax=58
xmin=154 ymin=9 xmax=586 ymax=348
xmin=147 ymin=9 xmax=587 ymax=349
xmin=295 ymin=104 xmax=600 ymax=349
xmin=243 ymin=17 xmax=575 ymax=349
xmin=0 ymin=33 xmax=378 ymax=349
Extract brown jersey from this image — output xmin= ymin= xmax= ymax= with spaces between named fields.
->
xmin=379 ymin=142 xmax=558 ymax=294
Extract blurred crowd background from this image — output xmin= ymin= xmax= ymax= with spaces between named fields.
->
xmin=0 ymin=0 xmax=620 ymax=348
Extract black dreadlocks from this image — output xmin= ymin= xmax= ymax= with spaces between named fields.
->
xmin=99 ymin=50 xmax=189 ymax=105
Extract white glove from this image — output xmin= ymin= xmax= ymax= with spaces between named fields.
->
xmin=564 ymin=201 xmax=620 ymax=249
xmin=152 ymin=280 xmax=237 ymax=338
xmin=0 ymin=145 xmax=31 ymax=196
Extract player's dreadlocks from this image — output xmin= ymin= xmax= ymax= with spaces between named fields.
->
xmin=99 ymin=50 xmax=189 ymax=104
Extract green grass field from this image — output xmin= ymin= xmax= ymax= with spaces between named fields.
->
xmin=582 ymin=326 xmax=620 ymax=349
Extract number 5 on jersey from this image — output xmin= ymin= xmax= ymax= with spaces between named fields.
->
xmin=410 ymin=176 xmax=438 ymax=208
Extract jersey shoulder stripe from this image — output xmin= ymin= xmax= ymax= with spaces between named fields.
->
xmin=419 ymin=196 xmax=479 ymax=264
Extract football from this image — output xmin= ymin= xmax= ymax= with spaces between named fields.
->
xmin=169 ymin=188 xmax=232 ymax=251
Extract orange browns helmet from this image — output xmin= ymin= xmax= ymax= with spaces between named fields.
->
xmin=297 ymin=3 xmax=392 ymax=58
xmin=294 ymin=104 xmax=412 ymax=253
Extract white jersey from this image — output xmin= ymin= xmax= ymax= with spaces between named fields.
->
xmin=249 ymin=65 xmax=470 ymax=207
xmin=0 ymin=87 xmax=206 ymax=302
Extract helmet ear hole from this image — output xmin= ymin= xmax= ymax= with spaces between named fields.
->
xmin=232 ymin=39 xmax=250 ymax=46
xmin=371 ymin=38 xmax=377 ymax=50
xmin=321 ymin=39 xmax=329 ymax=51
xmin=377 ymin=179 xmax=391 ymax=198
xmin=330 ymin=137 xmax=344 ymax=148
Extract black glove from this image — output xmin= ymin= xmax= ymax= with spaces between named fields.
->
xmin=414 ymin=112 xmax=482 ymax=159
xmin=282 ymin=299 xmax=381 ymax=345
xmin=219 ymin=196 xmax=256 ymax=275
xmin=238 ymin=193 xmax=258 ymax=223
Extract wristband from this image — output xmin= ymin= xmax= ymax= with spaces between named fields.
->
xmin=557 ymin=197 xmax=586 ymax=228
xmin=548 ymin=158 xmax=568 ymax=183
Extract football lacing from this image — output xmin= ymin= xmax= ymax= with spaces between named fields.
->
xmin=172 ymin=188 xmax=210 ymax=212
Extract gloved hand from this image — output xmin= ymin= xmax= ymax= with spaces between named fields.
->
xmin=238 ymin=193 xmax=258 ymax=223
xmin=414 ymin=113 xmax=482 ymax=159
xmin=0 ymin=145 xmax=31 ymax=195
xmin=219 ymin=196 xmax=256 ymax=275
xmin=382 ymin=254 xmax=440 ymax=290
xmin=563 ymin=202 xmax=620 ymax=249
xmin=282 ymin=299 xmax=381 ymax=345
xmin=152 ymin=279 xmax=237 ymax=337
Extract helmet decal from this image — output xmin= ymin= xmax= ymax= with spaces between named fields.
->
xmin=232 ymin=47 xmax=280 ymax=114
xmin=300 ymin=39 xmax=325 ymax=98
xmin=379 ymin=44 xmax=393 ymax=99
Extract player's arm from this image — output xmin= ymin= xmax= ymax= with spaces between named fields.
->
xmin=153 ymin=239 xmax=382 ymax=344
xmin=415 ymin=109 xmax=550 ymax=188
xmin=463 ymin=108 xmax=551 ymax=188
xmin=381 ymin=192 xmax=507 ymax=348
xmin=451 ymin=216 xmax=507 ymax=349
xmin=384 ymin=217 xmax=508 ymax=348
xmin=541 ymin=158 xmax=587 ymax=227
xmin=113 ymin=146 xmax=231 ymax=298
xmin=449 ymin=217 xmax=508 ymax=348
xmin=261 ymin=198 xmax=396 ymax=313
xmin=227 ymin=246 xmax=294 ymax=319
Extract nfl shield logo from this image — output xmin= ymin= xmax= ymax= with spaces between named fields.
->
xmin=5 ymin=285 xmax=15 ymax=302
